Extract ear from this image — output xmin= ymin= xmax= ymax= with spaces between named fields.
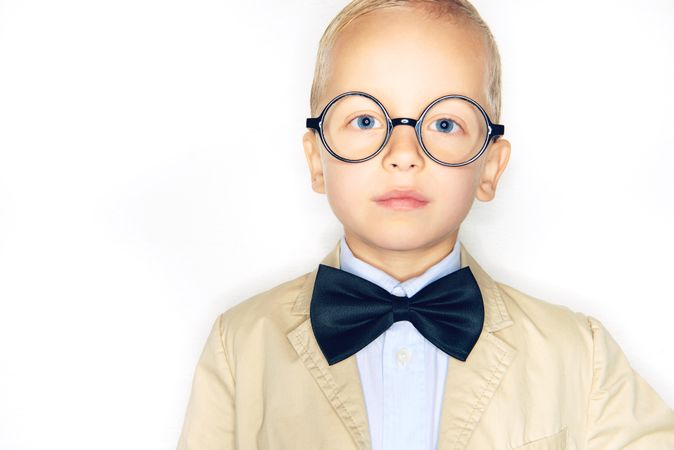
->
xmin=302 ymin=130 xmax=326 ymax=194
xmin=475 ymin=137 xmax=511 ymax=202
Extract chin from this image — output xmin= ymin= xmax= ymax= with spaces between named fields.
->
xmin=357 ymin=227 xmax=438 ymax=251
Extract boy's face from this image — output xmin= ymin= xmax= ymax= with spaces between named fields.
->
xmin=303 ymin=6 xmax=510 ymax=264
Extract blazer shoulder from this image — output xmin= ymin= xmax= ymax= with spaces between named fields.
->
xmin=495 ymin=281 xmax=594 ymax=346
xmin=216 ymin=269 xmax=311 ymax=333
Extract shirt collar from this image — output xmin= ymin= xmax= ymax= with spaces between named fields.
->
xmin=338 ymin=235 xmax=462 ymax=298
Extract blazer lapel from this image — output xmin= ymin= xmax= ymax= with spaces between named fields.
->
xmin=286 ymin=242 xmax=372 ymax=450
xmin=286 ymin=240 xmax=517 ymax=450
xmin=436 ymin=245 xmax=517 ymax=450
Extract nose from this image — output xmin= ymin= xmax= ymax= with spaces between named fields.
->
xmin=381 ymin=118 xmax=425 ymax=170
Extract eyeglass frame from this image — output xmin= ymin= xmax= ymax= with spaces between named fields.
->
xmin=305 ymin=91 xmax=505 ymax=167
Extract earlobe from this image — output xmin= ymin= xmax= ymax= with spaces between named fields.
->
xmin=302 ymin=130 xmax=326 ymax=194
xmin=475 ymin=138 xmax=511 ymax=202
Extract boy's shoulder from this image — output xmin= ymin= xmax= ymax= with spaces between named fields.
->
xmin=216 ymin=269 xmax=313 ymax=333
xmin=498 ymin=280 xmax=587 ymax=322
xmin=494 ymin=280 xmax=598 ymax=351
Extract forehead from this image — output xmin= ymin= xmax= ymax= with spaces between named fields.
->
xmin=323 ymin=6 xmax=490 ymax=115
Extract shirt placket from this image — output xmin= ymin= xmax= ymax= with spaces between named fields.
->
xmin=382 ymin=284 xmax=428 ymax=450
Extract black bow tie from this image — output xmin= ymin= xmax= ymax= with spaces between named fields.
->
xmin=309 ymin=264 xmax=485 ymax=366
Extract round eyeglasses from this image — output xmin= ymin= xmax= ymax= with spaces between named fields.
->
xmin=305 ymin=91 xmax=505 ymax=167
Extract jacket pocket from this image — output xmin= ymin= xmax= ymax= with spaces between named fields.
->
xmin=511 ymin=427 xmax=567 ymax=450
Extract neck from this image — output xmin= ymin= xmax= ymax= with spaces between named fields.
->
xmin=342 ymin=229 xmax=459 ymax=282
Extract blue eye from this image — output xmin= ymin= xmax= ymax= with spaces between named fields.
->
xmin=350 ymin=115 xmax=380 ymax=130
xmin=432 ymin=118 xmax=459 ymax=133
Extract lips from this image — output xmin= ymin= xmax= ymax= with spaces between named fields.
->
xmin=374 ymin=189 xmax=429 ymax=202
xmin=373 ymin=189 xmax=429 ymax=210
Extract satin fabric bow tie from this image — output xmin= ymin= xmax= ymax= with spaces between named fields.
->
xmin=309 ymin=264 xmax=485 ymax=366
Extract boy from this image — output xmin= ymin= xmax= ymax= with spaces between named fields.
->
xmin=177 ymin=1 xmax=674 ymax=449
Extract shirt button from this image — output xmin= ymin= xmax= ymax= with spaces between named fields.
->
xmin=396 ymin=347 xmax=411 ymax=367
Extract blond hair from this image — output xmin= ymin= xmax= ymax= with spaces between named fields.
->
xmin=309 ymin=0 xmax=502 ymax=123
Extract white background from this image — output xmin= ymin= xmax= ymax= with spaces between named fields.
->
xmin=0 ymin=1 xmax=672 ymax=448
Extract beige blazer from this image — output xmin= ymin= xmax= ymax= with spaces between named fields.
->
xmin=176 ymin=240 xmax=674 ymax=450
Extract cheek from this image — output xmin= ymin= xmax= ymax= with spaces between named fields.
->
xmin=428 ymin=167 xmax=480 ymax=216
xmin=323 ymin=161 xmax=370 ymax=220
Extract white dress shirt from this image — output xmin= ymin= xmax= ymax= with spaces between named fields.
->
xmin=338 ymin=236 xmax=462 ymax=450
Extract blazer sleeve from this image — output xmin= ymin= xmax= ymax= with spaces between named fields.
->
xmin=177 ymin=314 xmax=236 ymax=450
xmin=585 ymin=315 xmax=674 ymax=449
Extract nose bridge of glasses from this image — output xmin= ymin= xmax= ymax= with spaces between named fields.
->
xmin=385 ymin=117 xmax=425 ymax=162
xmin=388 ymin=117 xmax=421 ymax=149
xmin=391 ymin=117 xmax=418 ymax=128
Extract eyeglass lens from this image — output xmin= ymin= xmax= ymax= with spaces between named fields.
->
xmin=322 ymin=94 xmax=487 ymax=165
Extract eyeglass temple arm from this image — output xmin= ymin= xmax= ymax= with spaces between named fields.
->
xmin=306 ymin=118 xmax=320 ymax=130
